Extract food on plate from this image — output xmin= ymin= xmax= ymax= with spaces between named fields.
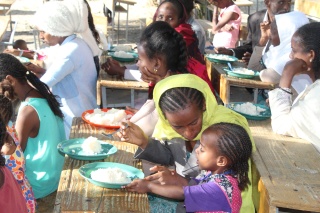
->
xmin=233 ymin=102 xmax=266 ymax=116
xmin=232 ymin=67 xmax=255 ymax=75
xmin=84 ymin=108 xmax=128 ymax=126
xmin=81 ymin=136 xmax=102 ymax=154
xmin=112 ymin=45 xmax=132 ymax=52
xmin=114 ymin=51 xmax=134 ymax=58
xmin=91 ymin=168 xmax=131 ymax=183
xmin=208 ymin=54 xmax=235 ymax=61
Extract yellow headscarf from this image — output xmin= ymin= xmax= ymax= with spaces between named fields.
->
xmin=152 ymin=73 xmax=257 ymax=213
xmin=153 ymin=74 xmax=254 ymax=147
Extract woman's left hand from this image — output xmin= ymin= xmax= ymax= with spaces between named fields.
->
xmin=140 ymin=67 xmax=165 ymax=84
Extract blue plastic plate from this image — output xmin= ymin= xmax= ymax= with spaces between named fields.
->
xmin=226 ymin=102 xmax=271 ymax=120
xmin=223 ymin=68 xmax=260 ymax=79
xmin=109 ymin=51 xmax=138 ymax=62
xmin=206 ymin=54 xmax=238 ymax=63
xmin=17 ymin=56 xmax=30 ymax=64
xmin=57 ymin=138 xmax=117 ymax=161
xmin=79 ymin=162 xmax=144 ymax=188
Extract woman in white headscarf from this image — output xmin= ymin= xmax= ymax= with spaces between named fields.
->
xmin=27 ymin=0 xmax=99 ymax=137
xmin=259 ymin=11 xmax=311 ymax=94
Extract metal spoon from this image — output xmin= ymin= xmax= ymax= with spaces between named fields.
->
xmin=101 ymin=123 xmax=129 ymax=140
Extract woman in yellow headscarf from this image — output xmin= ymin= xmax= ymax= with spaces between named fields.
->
xmin=119 ymin=74 xmax=256 ymax=213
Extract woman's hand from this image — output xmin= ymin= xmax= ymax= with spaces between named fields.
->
xmin=25 ymin=63 xmax=46 ymax=78
xmin=140 ymin=67 xmax=168 ymax=84
xmin=279 ymin=58 xmax=312 ymax=88
xmin=124 ymin=179 xmax=150 ymax=193
xmin=222 ymin=24 xmax=234 ymax=32
xmin=116 ymin=121 xmax=149 ymax=149
xmin=101 ymin=58 xmax=125 ymax=76
xmin=145 ymin=166 xmax=188 ymax=186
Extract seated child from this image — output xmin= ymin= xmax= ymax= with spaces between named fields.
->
xmin=0 ymin=95 xmax=36 ymax=213
xmin=0 ymin=117 xmax=28 ymax=212
xmin=125 ymin=122 xmax=252 ymax=213
xmin=3 ymin=39 xmax=35 ymax=59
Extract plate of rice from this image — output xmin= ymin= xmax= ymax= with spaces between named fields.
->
xmin=82 ymin=108 xmax=134 ymax=129
xmin=109 ymin=51 xmax=138 ymax=62
xmin=79 ymin=162 xmax=144 ymax=188
xmin=57 ymin=136 xmax=117 ymax=160
xmin=226 ymin=102 xmax=271 ymax=120
xmin=206 ymin=54 xmax=238 ymax=64
xmin=223 ymin=67 xmax=260 ymax=79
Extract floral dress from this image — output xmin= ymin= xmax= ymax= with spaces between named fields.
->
xmin=5 ymin=127 xmax=36 ymax=213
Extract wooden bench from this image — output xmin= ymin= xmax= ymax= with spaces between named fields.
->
xmin=249 ymin=120 xmax=320 ymax=213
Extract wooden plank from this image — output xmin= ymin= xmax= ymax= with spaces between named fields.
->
xmin=55 ymin=118 xmax=150 ymax=213
xmin=249 ymin=120 xmax=320 ymax=212
xmin=295 ymin=0 xmax=320 ymax=19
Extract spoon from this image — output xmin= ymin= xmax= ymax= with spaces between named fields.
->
xmin=227 ymin=62 xmax=234 ymax=71
xmin=101 ymin=123 xmax=129 ymax=140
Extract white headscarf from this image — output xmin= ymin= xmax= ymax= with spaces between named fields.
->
xmin=33 ymin=0 xmax=101 ymax=56
xmin=263 ymin=11 xmax=311 ymax=93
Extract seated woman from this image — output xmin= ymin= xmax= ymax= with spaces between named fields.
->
xmin=208 ymin=0 xmax=241 ymax=48
xmin=0 ymin=53 xmax=66 ymax=199
xmin=0 ymin=118 xmax=28 ymax=212
xmin=26 ymin=0 xmax=98 ymax=137
xmin=0 ymin=95 xmax=36 ymax=213
xmin=260 ymin=11 xmax=311 ymax=94
xmin=268 ymin=22 xmax=320 ymax=152
xmin=118 ymin=74 xmax=256 ymax=213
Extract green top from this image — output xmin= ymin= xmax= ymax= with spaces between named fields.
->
xmin=20 ymin=98 xmax=66 ymax=199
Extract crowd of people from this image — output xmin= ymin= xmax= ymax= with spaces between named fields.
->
xmin=0 ymin=0 xmax=319 ymax=212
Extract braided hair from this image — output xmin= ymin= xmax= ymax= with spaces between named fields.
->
xmin=180 ymin=0 xmax=194 ymax=15
xmin=84 ymin=0 xmax=100 ymax=44
xmin=0 ymin=95 xmax=13 ymax=125
xmin=204 ymin=122 xmax=252 ymax=191
xmin=0 ymin=117 xmax=6 ymax=167
xmin=140 ymin=21 xmax=188 ymax=74
xmin=0 ymin=53 xmax=64 ymax=119
xmin=159 ymin=87 xmax=204 ymax=114
xmin=294 ymin=22 xmax=320 ymax=78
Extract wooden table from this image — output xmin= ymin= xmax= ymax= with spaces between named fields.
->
xmin=249 ymin=120 xmax=320 ymax=213
xmin=205 ymin=57 xmax=274 ymax=104
xmin=54 ymin=117 xmax=149 ymax=213
xmin=97 ymin=71 xmax=149 ymax=108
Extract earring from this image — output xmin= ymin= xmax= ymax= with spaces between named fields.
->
xmin=153 ymin=68 xmax=158 ymax=73
xmin=310 ymin=59 xmax=313 ymax=63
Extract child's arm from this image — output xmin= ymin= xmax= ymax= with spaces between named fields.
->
xmin=212 ymin=10 xmax=239 ymax=34
xmin=125 ymin=179 xmax=185 ymax=200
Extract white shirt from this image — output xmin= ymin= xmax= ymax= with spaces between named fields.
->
xmin=269 ymin=80 xmax=320 ymax=153
xmin=41 ymin=34 xmax=98 ymax=137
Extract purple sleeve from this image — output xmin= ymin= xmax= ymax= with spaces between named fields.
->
xmin=183 ymin=182 xmax=231 ymax=212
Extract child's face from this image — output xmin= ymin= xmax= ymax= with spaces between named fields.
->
xmin=20 ymin=42 xmax=29 ymax=50
xmin=155 ymin=2 xmax=180 ymax=28
xmin=196 ymin=132 xmax=221 ymax=172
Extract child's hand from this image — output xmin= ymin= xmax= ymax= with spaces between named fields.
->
xmin=223 ymin=24 xmax=234 ymax=32
xmin=124 ymin=179 xmax=150 ymax=193
xmin=145 ymin=165 xmax=188 ymax=186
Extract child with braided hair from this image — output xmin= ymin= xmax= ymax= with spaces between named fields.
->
xmin=125 ymin=122 xmax=252 ymax=213
xmin=0 ymin=117 xmax=28 ymax=212
xmin=0 ymin=53 xmax=66 ymax=199
xmin=0 ymin=95 xmax=36 ymax=213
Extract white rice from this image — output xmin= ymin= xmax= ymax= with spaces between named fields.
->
xmin=91 ymin=167 xmax=131 ymax=183
xmin=114 ymin=51 xmax=134 ymax=58
xmin=233 ymin=102 xmax=266 ymax=116
xmin=209 ymin=54 xmax=234 ymax=61
xmin=112 ymin=45 xmax=132 ymax=52
xmin=232 ymin=68 xmax=255 ymax=75
xmin=81 ymin=136 xmax=102 ymax=154
xmin=85 ymin=108 xmax=127 ymax=126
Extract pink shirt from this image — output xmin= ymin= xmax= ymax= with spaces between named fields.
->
xmin=213 ymin=5 xmax=242 ymax=48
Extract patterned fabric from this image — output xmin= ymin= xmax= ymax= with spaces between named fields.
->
xmin=148 ymin=194 xmax=179 ymax=213
xmin=5 ymin=127 xmax=36 ymax=213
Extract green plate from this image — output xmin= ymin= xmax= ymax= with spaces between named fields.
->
xmin=226 ymin=102 xmax=271 ymax=120
xmin=109 ymin=52 xmax=138 ymax=62
xmin=206 ymin=54 xmax=238 ymax=64
xmin=57 ymin=138 xmax=117 ymax=161
xmin=223 ymin=68 xmax=260 ymax=79
xmin=79 ymin=162 xmax=144 ymax=188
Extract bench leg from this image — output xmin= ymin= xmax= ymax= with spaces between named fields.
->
xmin=130 ymin=89 xmax=134 ymax=108
xmin=102 ymin=86 xmax=107 ymax=108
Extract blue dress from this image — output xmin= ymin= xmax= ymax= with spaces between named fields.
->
xmin=19 ymin=98 xmax=66 ymax=199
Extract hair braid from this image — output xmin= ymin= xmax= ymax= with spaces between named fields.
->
xmin=0 ymin=53 xmax=64 ymax=119
xmin=0 ymin=117 xmax=6 ymax=166
xmin=174 ymin=30 xmax=189 ymax=73
xmin=84 ymin=0 xmax=100 ymax=44
xmin=206 ymin=123 xmax=252 ymax=191
xmin=0 ymin=95 xmax=13 ymax=124
xmin=159 ymin=87 xmax=204 ymax=114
